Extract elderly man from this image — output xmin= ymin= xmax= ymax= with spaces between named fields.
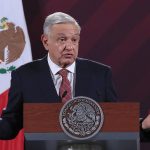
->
xmin=0 ymin=12 xmax=117 ymax=140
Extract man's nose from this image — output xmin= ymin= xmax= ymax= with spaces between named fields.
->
xmin=65 ymin=40 xmax=74 ymax=50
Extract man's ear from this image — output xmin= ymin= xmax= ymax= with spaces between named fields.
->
xmin=41 ymin=34 xmax=49 ymax=50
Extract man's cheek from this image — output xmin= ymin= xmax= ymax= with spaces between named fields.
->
xmin=58 ymin=44 xmax=66 ymax=51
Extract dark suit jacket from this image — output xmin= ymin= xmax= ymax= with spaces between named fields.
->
xmin=0 ymin=56 xmax=117 ymax=140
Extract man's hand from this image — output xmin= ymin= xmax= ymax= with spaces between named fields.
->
xmin=142 ymin=114 xmax=150 ymax=129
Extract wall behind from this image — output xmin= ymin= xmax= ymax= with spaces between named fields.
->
xmin=22 ymin=0 xmax=150 ymax=117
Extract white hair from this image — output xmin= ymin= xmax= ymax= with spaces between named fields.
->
xmin=43 ymin=12 xmax=81 ymax=35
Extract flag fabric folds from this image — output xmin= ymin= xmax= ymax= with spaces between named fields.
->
xmin=0 ymin=0 xmax=32 ymax=149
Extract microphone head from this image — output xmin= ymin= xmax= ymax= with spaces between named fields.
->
xmin=62 ymin=90 xmax=67 ymax=98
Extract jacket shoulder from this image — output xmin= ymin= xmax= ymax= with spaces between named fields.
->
xmin=77 ymin=58 xmax=111 ymax=71
xmin=12 ymin=57 xmax=46 ymax=75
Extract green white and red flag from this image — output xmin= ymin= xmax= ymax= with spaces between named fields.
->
xmin=0 ymin=0 xmax=32 ymax=149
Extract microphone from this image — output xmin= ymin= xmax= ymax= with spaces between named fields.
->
xmin=62 ymin=90 xmax=67 ymax=99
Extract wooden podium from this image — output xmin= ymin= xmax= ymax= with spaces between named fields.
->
xmin=24 ymin=103 xmax=140 ymax=150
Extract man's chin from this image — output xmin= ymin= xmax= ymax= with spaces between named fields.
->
xmin=61 ymin=59 xmax=75 ymax=68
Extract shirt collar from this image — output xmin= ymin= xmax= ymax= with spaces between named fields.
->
xmin=47 ymin=53 xmax=75 ymax=75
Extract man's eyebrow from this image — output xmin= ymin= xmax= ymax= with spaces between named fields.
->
xmin=74 ymin=33 xmax=80 ymax=36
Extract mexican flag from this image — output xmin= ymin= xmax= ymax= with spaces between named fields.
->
xmin=0 ymin=0 xmax=32 ymax=149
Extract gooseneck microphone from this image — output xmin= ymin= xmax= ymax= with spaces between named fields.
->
xmin=62 ymin=90 xmax=67 ymax=99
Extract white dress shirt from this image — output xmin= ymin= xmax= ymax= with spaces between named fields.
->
xmin=47 ymin=54 xmax=76 ymax=98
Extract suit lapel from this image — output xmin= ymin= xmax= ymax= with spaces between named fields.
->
xmin=75 ymin=58 xmax=91 ymax=97
xmin=38 ymin=56 xmax=60 ymax=102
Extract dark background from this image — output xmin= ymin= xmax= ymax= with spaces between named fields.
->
xmin=22 ymin=0 xmax=150 ymax=149
xmin=22 ymin=0 xmax=150 ymax=123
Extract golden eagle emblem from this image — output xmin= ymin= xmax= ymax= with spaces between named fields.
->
xmin=0 ymin=17 xmax=25 ymax=64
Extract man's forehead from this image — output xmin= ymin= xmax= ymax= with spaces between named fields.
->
xmin=51 ymin=23 xmax=79 ymax=32
xmin=56 ymin=32 xmax=80 ymax=37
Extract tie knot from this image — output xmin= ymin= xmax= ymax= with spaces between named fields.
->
xmin=58 ymin=69 xmax=68 ymax=78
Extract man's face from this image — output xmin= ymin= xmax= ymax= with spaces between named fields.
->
xmin=42 ymin=23 xmax=80 ymax=68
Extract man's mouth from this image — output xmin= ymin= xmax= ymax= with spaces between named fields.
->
xmin=63 ymin=53 xmax=73 ymax=58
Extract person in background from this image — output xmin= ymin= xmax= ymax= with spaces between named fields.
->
xmin=141 ymin=114 xmax=150 ymax=142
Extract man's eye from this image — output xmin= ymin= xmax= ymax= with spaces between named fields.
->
xmin=72 ymin=39 xmax=77 ymax=42
xmin=72 ymin=38 xmax=79 ymax=43
xmin=59 ymin=38 xmax=66 ymax=42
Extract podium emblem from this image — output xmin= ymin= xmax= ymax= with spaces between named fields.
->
xmin=59 ymin=96 xmax=104 ymax=140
